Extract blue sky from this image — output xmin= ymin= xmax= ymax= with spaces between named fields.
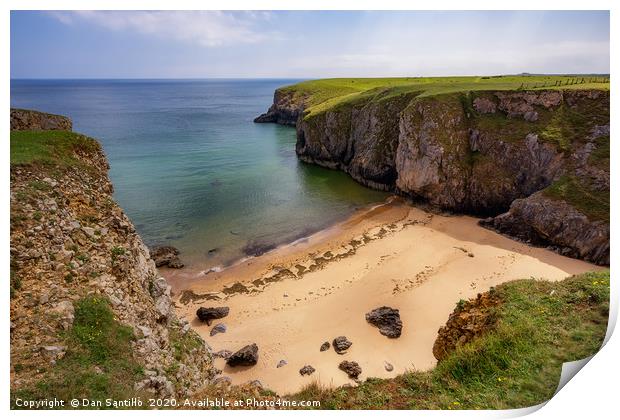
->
xmin=10 ymin=10 xmax=610 ymax=78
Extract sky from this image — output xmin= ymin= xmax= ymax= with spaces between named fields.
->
xmin=10 ymin=10 xmax=610 ymax=78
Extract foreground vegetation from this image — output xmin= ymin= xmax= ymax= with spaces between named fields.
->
xmin=279 ymin=75 xmax=609 ymax=118
xmin=11 ymin=296 xmax=144 ymax=408
xmin=196 ymin=271 xmax=609 ymax=409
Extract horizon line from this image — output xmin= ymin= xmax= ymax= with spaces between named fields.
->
xmin=9 ymin=73 xmax=612 ymax=81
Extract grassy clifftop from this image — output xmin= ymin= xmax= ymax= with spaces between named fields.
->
xmin=276 ymin=75 xmax=610 ymax=118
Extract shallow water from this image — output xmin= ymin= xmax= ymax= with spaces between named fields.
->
xmin=11 ymin=79 xmax=388 ymax=266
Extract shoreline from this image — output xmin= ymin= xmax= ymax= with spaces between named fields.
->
xmin=163 ymin=197 xmax=601 ymax=395
xmin=161 ymin=196 xmax=404 ymax=294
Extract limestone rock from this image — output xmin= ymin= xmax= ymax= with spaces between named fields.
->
xmin=150 ymin=246 xmax=184 ymax=268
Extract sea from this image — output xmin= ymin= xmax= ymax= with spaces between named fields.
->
xmin=10 ymin=79 xmax=388 ymax=268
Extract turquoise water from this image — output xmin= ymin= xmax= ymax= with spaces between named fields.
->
xmin=11 ymin=79 xmax=388 ymax=267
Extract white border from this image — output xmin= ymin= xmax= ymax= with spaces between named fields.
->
xmin=2 ymin=1 xmax=616 ymax=419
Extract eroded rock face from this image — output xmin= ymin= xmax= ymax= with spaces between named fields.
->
xmin=11 ymin=108 xmax=73 ymax=131
xmin=10 ymin=111 xmax=215 ymax=398
xmin=338 ymin=360 xmax=362 ymax=379
xmin=150 ymin=246 xmax=184 ymax=268
xmin=196 ymin=306 xmax=230 ymax=325
xmin=433 ymin=291 xmax=501 ymax=362
xmin=254 ymin=89 xmax=305 ymax=126
xmin=258 ymin=89 xmax=609 ymax=265
xmin=227 ymin=343 xmax=259 ymax=367
xmin=495 ymin=90 xmax=562 ymax=118
xmin=365 ymin=306 xmax=403 ymax=338
xmin=481 ymin=191 xmax=609 ymax=265
xmin=332 ymin=336 xmax=352 ymax=354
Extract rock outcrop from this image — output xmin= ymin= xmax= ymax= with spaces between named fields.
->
xmin=11 ymin=108 xmax=73 ymax=131
xmin=254 ymin=89 xmax=305 ymax=126
xmin=481 ymin=191 xmax=609 ymax=265
xmin=10 ymin=110 xmax=215 ymax=399
xmin=257 ymin=88 xmax=610 ymax=265
xmin=151 ymin=245 xmax=184 ymax=268
xmin=432 ymin=290 xmax=501 ymax=362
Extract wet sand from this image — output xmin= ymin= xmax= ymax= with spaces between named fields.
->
xmin=164 ymin=196 xmax=600 ymax=395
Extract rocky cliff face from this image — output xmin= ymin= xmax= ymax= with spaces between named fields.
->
xmin=10 ymin=110 xmax=215 ymax=399
xmin=258 ymin=88 xmax=610 ymax=265
xmin=11 ymin=108 xmax=73 ymax=131
xmin=254 ymin=89 xmax=305 ymax=125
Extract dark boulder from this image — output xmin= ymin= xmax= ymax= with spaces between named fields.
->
xmin=365 ymin=306 xmax=403 ymax=338
xmin=151 ymin=245 xmax=184 ymax=268
xmin=339 ymin=360 xmax=362 ymax=379
xmin=332 ymin=336 xmax=352 ymax=354
xmin=226 ymin=343 xmax=259 ymax=367
xmin=299 ymin=365 xmax=315 ymax=376
xmin=320 ymin=341 xmax=330 ymax=352
xmin=196 ymin=306 xmax=230 ymax=325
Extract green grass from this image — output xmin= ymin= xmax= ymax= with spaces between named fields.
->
xmin=10 ymin=130 xmax=100 ymax=169
xmin=11 ymin=296 xmax=143 ymax=409
xmin=169 ymin=328 xmax=204 ymax=362
xmin=277 ymin=76 xmax=609 ymax=119
xmin=287 ymin=271 xmax=609 ymax=409
xmin=543 ymin=176 xmax=609 ymax=222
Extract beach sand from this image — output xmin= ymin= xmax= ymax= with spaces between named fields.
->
xmin=164 ymin=196 xmax=600 ymax=395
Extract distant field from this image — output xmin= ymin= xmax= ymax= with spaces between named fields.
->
xmin=278 ymin=75 xmax=610 ymax=117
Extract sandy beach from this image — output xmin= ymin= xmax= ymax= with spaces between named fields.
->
xmin=164 ymin=197 xmax=600 ymax=395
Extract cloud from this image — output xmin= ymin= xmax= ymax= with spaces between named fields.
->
xmin=48 ymin=10 xmax=277 ymax=47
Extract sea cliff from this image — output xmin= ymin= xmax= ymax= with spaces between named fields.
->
xmin=10 ymin=109 xmax=215 ymax=403
xmin=256 ymin=79 xmax=610 ymax=265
